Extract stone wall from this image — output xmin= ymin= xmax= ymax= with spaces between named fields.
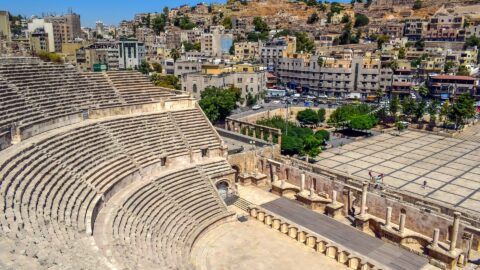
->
xmin=234 ymin=106 xmax=335 ymax=124
xmin=254 ymin=155 xmax=480 ymax=251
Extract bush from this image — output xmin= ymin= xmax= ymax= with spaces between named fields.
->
xmin=354 ymin=13 xmax=369 ymax=28
xmin=37 ymin=51 xmax=63 ymax=63
xmin=297 ymin=108 xmax=319 ymax=125
xmin=315 ymin=130 xmax=330 ymax=142
xmin=413 ymin=0 xmax=422 ymax=9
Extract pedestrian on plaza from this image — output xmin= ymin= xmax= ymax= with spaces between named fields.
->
xmin=422 ymin=180 xmax=427 ymax=189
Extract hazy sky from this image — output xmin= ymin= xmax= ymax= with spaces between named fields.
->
xmin=3 ymin=0 xmax=222 ymax=27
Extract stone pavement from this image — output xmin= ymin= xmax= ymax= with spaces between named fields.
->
xmin=454 ymin=123 xmax=480 ymax=143
xmin=316 ymin=131 xmax=480 ymax=215
xmin=262 ymin=198 xmax=430 ymax=270
xmin=191 ymin=219 xmax=349 ymax=270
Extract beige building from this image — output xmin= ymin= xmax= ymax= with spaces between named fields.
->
xmin=234 ymin=42 xmax=260 ymax=62
xmin=277 ymin=53 xmax=381 ymax=98
xmin=181 ymin=63 xmax=267 ymax=103
xmin=260 ymin=36 xmax=296 ymax=72
xmin=201 ymin=31 xmax=233 ymax=57
xmin=0 ymin=11 xmax=11 ymax=42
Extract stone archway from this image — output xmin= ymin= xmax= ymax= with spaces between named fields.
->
xmin=215 ymin=180 xmax=230 ymax=200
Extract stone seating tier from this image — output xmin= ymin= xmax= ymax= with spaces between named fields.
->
xmin=0 ymin=61 xmax=181 ymax=131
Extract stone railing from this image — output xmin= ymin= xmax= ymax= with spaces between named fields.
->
xmin=224 ymin=117 xmax=282 ymax=145
xmin=248 ymin=206 xmax=386 ymax=270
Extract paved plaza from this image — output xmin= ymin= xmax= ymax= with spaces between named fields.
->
xmin=317 ymin=131 xmax=480 ymax=215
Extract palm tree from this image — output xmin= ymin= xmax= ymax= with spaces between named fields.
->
xmin=170 ymin=48 xmax=181 ymax=62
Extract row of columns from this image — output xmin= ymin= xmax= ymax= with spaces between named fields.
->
xmin=361 ymin=180 xmax=463 ymax=254
xmin=224 ymin=119 xmax=282 ymax=145
xmin=383 ymin=206 xmax=462 ymax=253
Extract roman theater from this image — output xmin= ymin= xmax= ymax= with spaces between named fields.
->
xmin=0 ymin=57 xmax=478 ymax=270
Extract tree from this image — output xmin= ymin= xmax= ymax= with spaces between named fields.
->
xmin=199 ymin=86 xmax=242 ymax=123
xmin=414 ymin=100 xmax=427 ymax=122
xmin=444 ymin=61 xmax=456 ymax=74
xmin=447 ymin=93 xmax=476 ymax=129
xmin=402 ymin=96 xmax=416 ymax=119
xmin=389 ymin=95 xmax=400 ymax=119
xmin=297 ymin=109 xmax=320 ymax=126
xmin=354 ymin=13 xmax=369 ymax=28
xmin=246 ymin=92 xmax=257 ymax=106
xmin=247 ymin=31 xmax=268 ymax=41
xmin=170 ymin=48 xmax=181 ymax=62
xmin=274 ymin=29 xmax=293 ymax=38
xmin=415 ymin=38 xmax=425 ymax=50
xmin=341 ymin=14 xmax=350 ymax=24
xmin=295 ymin=32 xmax=315 ymax=53
xmin=152 ymin=15 xmax=167 ymax=34
xmin=398 ymin=47 xmax=406 ymax=59
xmin=413 ymin=0 xmax=422 ymax=9
xmin=349 ymin=114 xmax=377 ymax=131
xmin=163 ymin=6 xmax=169 ymax=18
xmin=427 ymin=100 xmax=439 ymax=125
xmin=253 ymin=17 xmax=269 ymax=33
xmin=307 ymin=12 xmax=320 ymax=24
xmin=317 ymin=108 xmax=326 ymax=123
xmin=315 ymin=129 xmax=330 ymax=142
xmin=375 ymin=88 xmax=384 ymax=102
xmin=465 ymin=35 xmax=480 ymax=48
xmin=37 ymin=51 xmax=63 ymax=63
xmin=174 ymin=16 xmax=196 ymax=30
xmin=138 ymin=60 xmax=152 ymax=75
xmin=282 ymin=135 xmax=303 ymax=155
xmin=151 ymin=74 xmax=180 ymax=89
xmin=222 ymin=16 xmax=233 ymax=29
xmin=182 ymin=41 xmax=201 ymax=52
xmin=377 ymin=35 xmax=390 ymax=49
xmin=439 ymin=100 xmax=450 ymax=125
xmin=301 ymin=135 xmax=322 ymax=162
xmin=152 ymin=62 xmax=162 ymax=73
xmin=317 ymin=56 xmax=324 ymax=68
xmin=417 ymin=85 xmax=429 ymax=98
xmin=389 ymin=60 xmax=399 ymax=71
xmin=457 ymin=65 xmax=470 ymax=76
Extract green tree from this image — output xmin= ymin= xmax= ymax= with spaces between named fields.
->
xmin=152 ymin=15 xmax=167 ymax=34
xmin=389 ymin=95 xmax=400 ymax=119
xmin=301 ymin=135 xmax=322 ymax=162
xmin=174 ymin=16 xmax=196 ymax=30
xmin=282 ymin=135 xmax=303 ymax=155
xmin=465 ymin=35 xmax=480 ymax=48
xmin=36 ymin=51 xmax=63 ymax=63
xmin=389 ymin=60 xmax=399 ymax=71
xmin=354 ymin=13 xmax=369 ymax=28
xmin=349 ymin=114 xmax=377 ymax=131
xmin=295 ymin=32 xmax=315 ymax=53
xmin=138 ymin=60 xmax=152 ymax=75
xmin=417 ymin=85 xmax=429 ymax=98
xmin=457 ymin=65 xmax=470 ymax=76
xmin=170 ymin=48 xmax=181 ymax=62
xmin=447 ymin=93 xmax=476 ymax=128
xmin=341 ymin=14 xmax=350 ymax=23
xmin=413 ymin=0 xmax=422 ymax=9
xmin=375 ymin=88 xmax=385 ymax=102
xmin=297 ymin=109 xmax=320 ymax=126
xmin=317 ymin=56 xmax=324 ymax=67
xmin=402 ymin=96 xmax=416 ymax=119
xmin=151 ymin=74 xmax=180 ymax=89
xmin=182 ymin=41 xmax=201 ymax=52
xmin=307 ymin=12 xmax=320 ymax=24
xmin=253 ymin=17 xmax=269 ymax=32
xmin=398 ymin=47 xmax=406 ymax=59
xmin=163 ymin=6 xmax=169 ymax=18
xmin=152 ymin=62 xmax=162 ymax=73
xmin=199 ymin=86 xmax=242 ymax=123
xmin=274 ymin=29 xmax=293 ymax=38
xmin=222 ymin=16 xmax=233 ymax=29
xmin=444 ymin=61 xmax=456 ymax=73
xmin=415 ymin=38 xmax=425 ymax=50
xmin=315 ymin=129 xmax=330 ymax=142
xmin=376 ymin=35 xmax=390 ymax=49
xmin=246 ymin=92 xmax=257 ymax=106
xmin=427 ymin=100 xmax=439 ymax=125
xmin=317 ymin=108 xmax=326 ymax=122
xmin=439 ymin=100 xmax=450 ymax=124
xmin=414 ymin=100 xmax=427 ymax=122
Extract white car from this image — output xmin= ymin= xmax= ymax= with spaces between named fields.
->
xmin=252 ymin=105 xmax=263 ymax=110
xmin=272 ymin=100 xmax=281 ymax=104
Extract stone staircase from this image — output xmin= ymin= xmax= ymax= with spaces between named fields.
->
xmin=225 ymin=195 xmax=253 ymax=213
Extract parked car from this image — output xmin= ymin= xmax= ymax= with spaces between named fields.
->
xmin=252 ymin=105 xmax=263 ymax=110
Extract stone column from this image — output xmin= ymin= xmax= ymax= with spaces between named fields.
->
xmin=360 ymin=182 xmax=368 ymax=216
xmin=332 ymin=190 xmax=337 ymax=204
xmin=260 ymin=129 xmax=264 ymax=141
xmin=301 ymin=173 xmax=305 ymax=190
xmin=225 ymin=120 xmax=229 ymax=130
xmin=450 ymin=212 xmax=461 ymax=252
xmin=278 ymin=133 xmax=282 ymax=146
xmin=399 ymin=213 xmax=406 ymax=234
xmin=268 ymin=131 xmax=273 ymax=143
xmin=385 ymin=207 xmax=392 ymax=228
xmin=432 ymin=228 xmax=440 ymax=248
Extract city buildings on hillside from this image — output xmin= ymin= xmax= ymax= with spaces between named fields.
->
xmin=0 ymin=11 xmax=11 ymax=42
xmin=76 ymin=42 xmax=119 ymax=71
xmin=260 ymin=36 xmax=297 ymax=72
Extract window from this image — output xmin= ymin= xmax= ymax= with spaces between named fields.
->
xmin=193 ymin=84 xmax=198 ymax=93
xmin=161 ymin=157 xmax=167 ymax=166
xmin=201 ymin=148 xmax=208 ymax=157
xmin=237 ymin=78 xmax=243 ymax=83
xmin=250 ymin=78 xmax=254 ymax=83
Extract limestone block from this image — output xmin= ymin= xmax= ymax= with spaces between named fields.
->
xmin=250 ymin=208 xmax=258 ymax=218
xmin=272 ymin=219 xmax=281 ymax=230
xmin=265 ymin=215 xmax=272 ymax=226
xmin=297 ymin=231 xmax=306 ymax=243
xmin=306 ymin=236 xmax=317 ymax=248
xmin=347 ymin=257 xmax=361 ymax=269
xmin=326 ymin=245 xmax=337 ymax=258
xmin=280 ymin=222 xmax=289 ymax=234
xmin=257 ymin=211 xmax=265 ymax=222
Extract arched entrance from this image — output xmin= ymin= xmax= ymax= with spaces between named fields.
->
xmin=215 ymin=181 xmax=230 ymax=200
